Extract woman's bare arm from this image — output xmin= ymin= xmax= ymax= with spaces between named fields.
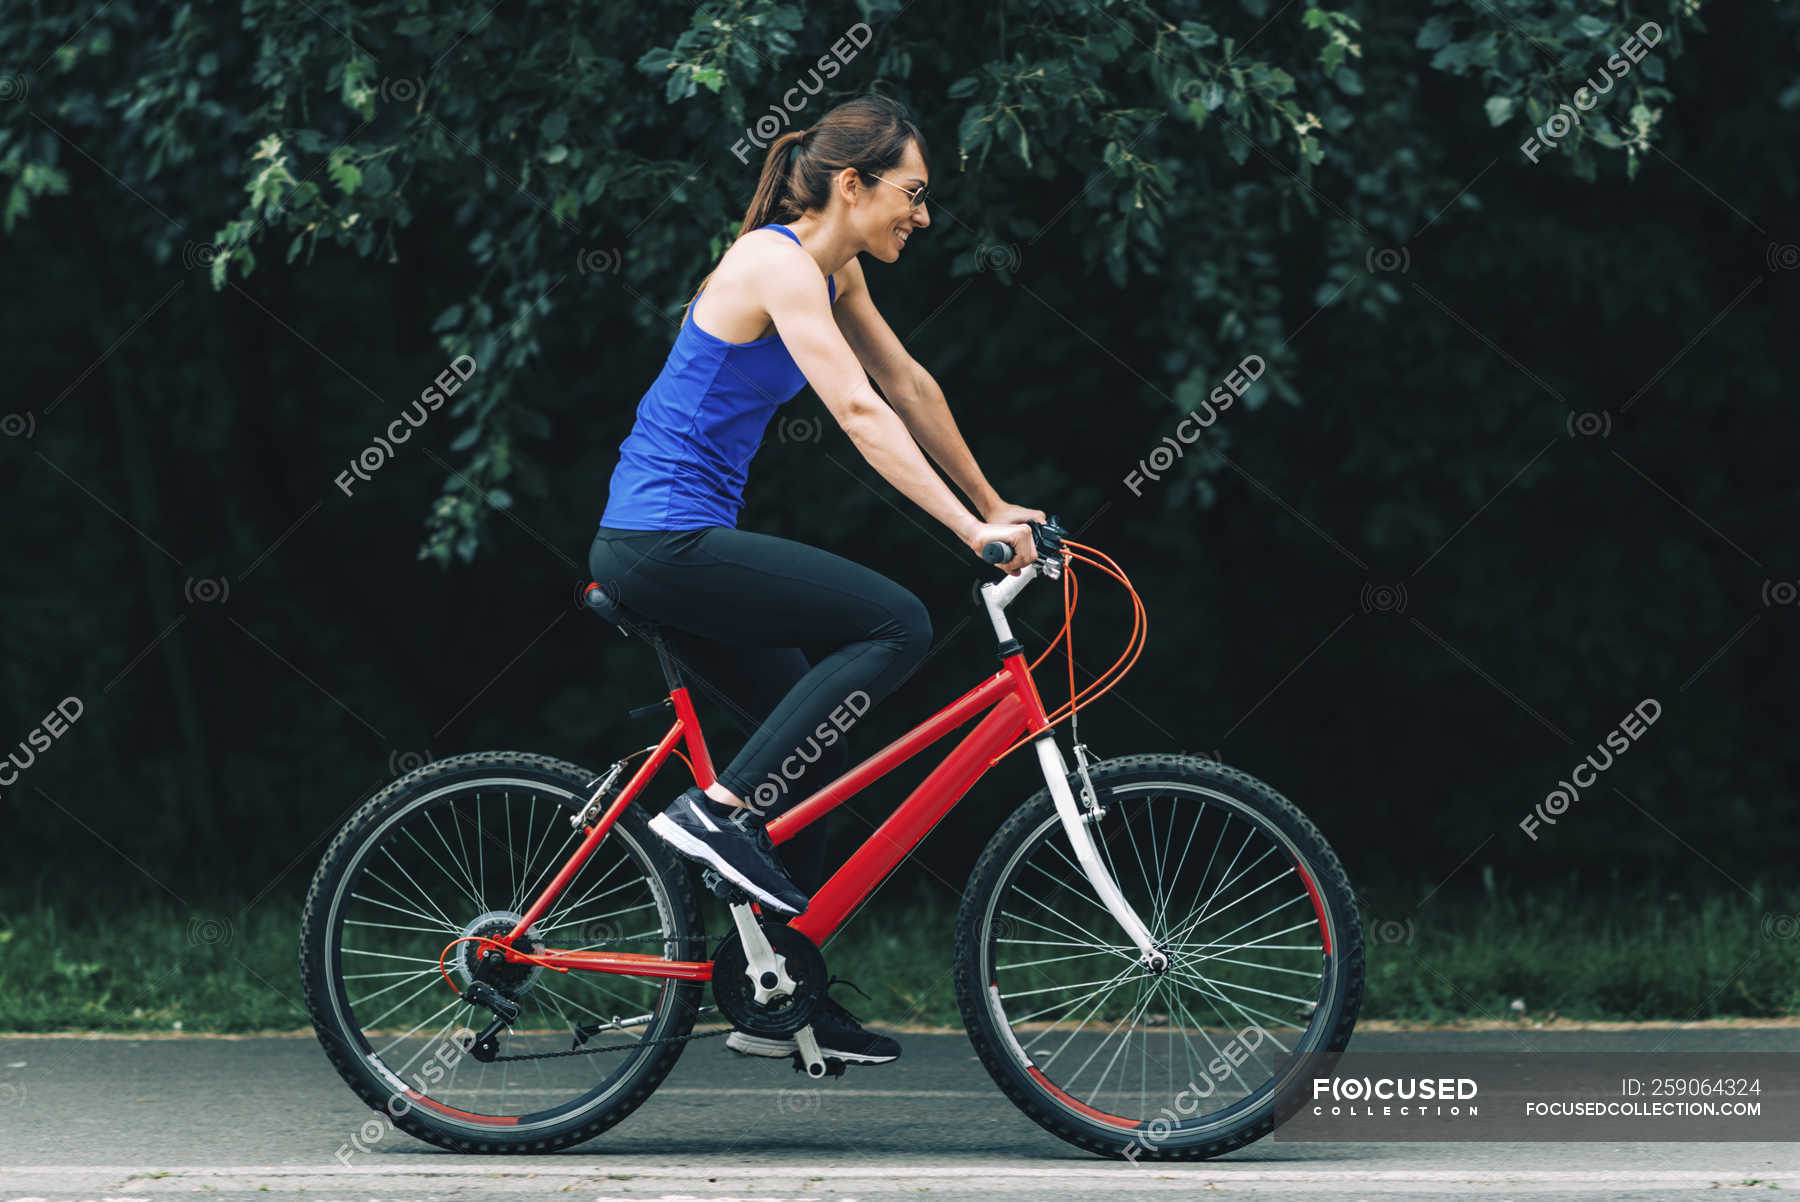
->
xmin=753 ymin=239 xmax=1037 ymax=568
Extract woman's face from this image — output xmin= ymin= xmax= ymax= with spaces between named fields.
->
xmin=856 ymin=139 xmax=930 ymax=264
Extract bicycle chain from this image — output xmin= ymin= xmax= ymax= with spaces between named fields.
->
xmin=488 ymin=1021 xmax=730 ymax=1062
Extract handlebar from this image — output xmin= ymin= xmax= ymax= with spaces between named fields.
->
xmin=983 ymin=515 xmax=1066 ymax=568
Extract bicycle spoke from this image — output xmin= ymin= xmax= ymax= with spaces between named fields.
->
xmin=1157 ymin=797 xmax=1209 ymax=933
xmin=1026 ymin=853 xmax=1113 ymax=929
xmin=1009 ymin=958 xmax=1144 ymax=1029
xmin=348 ymin=889 xmax=461 ymax=932
xmin=443 ymin=802 xmax=485 ymax=909
xmin=1027 ymin=959 xmax=1150 ymax=1065
xmin=375 ymin=992 xmax=467 ymax=1058
xmin=1142 ymin=798 xmax=1171 ymax=933
xmin=508 ymin=795 xmax=560 ymax=915
xmin=1172 ymin=844 xmax=1280 ymax=941
xmin=1115 ymin=804 xmax=1158 ymax=931
xmin=1163 ymin=965 xmax=1299 ymax=1050
xmin=1177 ymin=895 xmax=1315 ymax=962
xmin=377 ymin=848 xmax=461 ymax=931
xmin=401 ymin=825 xmax=484 ymax=915
xmin=539 ymin=854 xmax=632 ymax=931
xmin=360 ymin=970 xmax=456 ymax=1033
xmin=997 ymin=934 xmax=1127 ymax=950
xmin=343 ymin=968 xmax=440 ymax=981
xmin=363 ymin=864 xmax=457 ymax=931
xmin=345 ymin=965 xmax=443 ymax=1009
xmin=999 ymin=971 xmax=1157 ymax=1002
xmin=995 ymin=948 xmax=1122 ymax=972
xmin=345 ymin=917 xmax=457 ymax=938
xmin=1066 ymin=971 xmax=1158 ymax=1097
xmin=514 ymin=825 xmax=583 ymax=919
xmin=1164 ymin=979 xmax=1261 ymax=1098
xmin=342 ymin=948 xmax=445 ymax=965
xmin=391 ymin=1009 xmax=465 ymax=1081
xmin=1169 ymin=962 xmax=1319 ymax=1009
xmin=534 ymin=881 xmax=644 ymax=935
xmin=1004 ymin=883 xmax=1140 ymax=960
xmin=1187 ymin=951 xmax=1327 ymax=978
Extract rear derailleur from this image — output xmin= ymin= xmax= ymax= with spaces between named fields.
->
xmin=457 ymin=950 xmax=520 ymax=1064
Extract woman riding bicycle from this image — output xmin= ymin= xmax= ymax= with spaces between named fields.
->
xmin=587 ymin=93 xmax=1043 ymax=1065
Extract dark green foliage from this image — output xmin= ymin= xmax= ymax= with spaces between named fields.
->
xmin=1 ymin=1 xmax=1794 ymax=921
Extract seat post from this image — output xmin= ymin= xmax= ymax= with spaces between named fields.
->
xmin=652 ymin=636 xmax=686 ymax=694
xmin=583 ymin=578 xmax=688 ymax=696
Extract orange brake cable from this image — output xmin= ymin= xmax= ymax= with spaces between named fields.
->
xmin=437 ymin=934 xmax=571 ymax=999
xmin=1044 ymin=541 xmax=1146 ymax=726
xmin=987 ymin=537 xmax=1147 ymax=765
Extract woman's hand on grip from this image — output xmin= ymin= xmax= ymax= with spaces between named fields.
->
xmin=966 ymin=521 xmax=1037 ymax=576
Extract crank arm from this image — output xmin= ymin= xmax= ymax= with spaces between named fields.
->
xmin=1035 ymin=737 xmax=1168 ymax=971
xmin=792 ymin=1024 xmax=829 ymax=1079
xmin=727 ymin=901 xmax=797 ymax=1005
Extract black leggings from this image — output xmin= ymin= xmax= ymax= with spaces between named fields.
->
xmin=587 ymin=525 xmax=933 ymax=892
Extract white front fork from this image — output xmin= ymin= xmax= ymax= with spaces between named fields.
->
xmin=985 ymin=563 xmax=1166 ymax=972
xmin=1034 ymin=736 xmax=1167 ymax=971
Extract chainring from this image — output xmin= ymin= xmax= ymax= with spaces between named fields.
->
xmin=710 ymin=922 xmax=826 ymax=1039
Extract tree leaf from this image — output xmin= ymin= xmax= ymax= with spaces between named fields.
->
xmin=1416 ymin=16 xmax=1455 ymax=51
xmin=328 ymin=153 xmax=361 ymax=197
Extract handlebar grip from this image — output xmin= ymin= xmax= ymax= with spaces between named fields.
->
xmin=982 ymin=541 xmax=1014 ymax=565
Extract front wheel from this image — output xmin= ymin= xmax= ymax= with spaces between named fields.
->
xmin=953 ymin=753 xmax=1362 ymax=1160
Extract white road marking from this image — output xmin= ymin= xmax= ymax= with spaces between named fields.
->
xmin=8 ymin=1165 xmax=1797 ymax=1180
xmin=417 ymin=1087 xmax=992 ymax=1098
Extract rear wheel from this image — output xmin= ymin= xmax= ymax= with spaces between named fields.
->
xmin=953 ymin=753 xmax=1362 ymax=1160
xmin=300 ymin=750 xmax=705 ymax=1153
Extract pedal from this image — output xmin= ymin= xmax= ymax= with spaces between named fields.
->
xmin=701 ymin=867 xmax=751 ymax=904
xmin=789 ymin=1052 xmax=847 ymax=1078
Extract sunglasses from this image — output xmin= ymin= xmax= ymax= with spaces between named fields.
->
xmin=868 ymin=173 xmax=931 ymax=209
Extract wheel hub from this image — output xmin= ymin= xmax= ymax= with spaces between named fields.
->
xmin=1142 ymin=939 xmax=1173 ymax=974
xmin=455 ymin=910 xmax=544 ymax=999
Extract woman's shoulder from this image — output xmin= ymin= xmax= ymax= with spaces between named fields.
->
xmin=720 ymin=224 xmax=812 ymax=276
xmin=711 ymin=226 xmax=838 ymax=310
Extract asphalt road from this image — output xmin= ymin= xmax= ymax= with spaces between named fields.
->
xmin=3 ymin=1026 xmax=1798 ymax=1200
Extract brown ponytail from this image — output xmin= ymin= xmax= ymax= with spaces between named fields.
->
xmin=687 ymin=95 xmax=928 ymax=311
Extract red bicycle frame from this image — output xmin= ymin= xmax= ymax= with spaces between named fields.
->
xmin=497 ymin=642 xmax=1055 ymax=983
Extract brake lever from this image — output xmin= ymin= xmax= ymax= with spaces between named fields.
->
xmin=1027 ymin=515 xmax=1066 ymax=575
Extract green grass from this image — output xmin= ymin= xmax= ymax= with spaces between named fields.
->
xmin=1 ymin=881 xmax=1796 ymax=1033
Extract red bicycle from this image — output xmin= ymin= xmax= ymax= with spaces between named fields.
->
xmin=299 ymin=518 xmax=1362 ymax=1159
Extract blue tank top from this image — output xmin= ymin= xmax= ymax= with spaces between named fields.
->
xmin=599 ymin=224 xmax=837 ymax=531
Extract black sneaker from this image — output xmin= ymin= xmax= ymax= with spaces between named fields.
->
xmin=726 ymin=977 xmax=901 ymax=1065
xmin=647 ymin=786 xmax=810 ymax=916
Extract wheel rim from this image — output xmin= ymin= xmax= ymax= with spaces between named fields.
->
xmin=320 ymin=775 xmax=691 ymax=1131
xmin=979 ymin=777 xmax=1340 ymax=1137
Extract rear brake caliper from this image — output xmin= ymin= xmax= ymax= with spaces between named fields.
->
xmin=570 ymin=757 xmax=631 ymax=830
